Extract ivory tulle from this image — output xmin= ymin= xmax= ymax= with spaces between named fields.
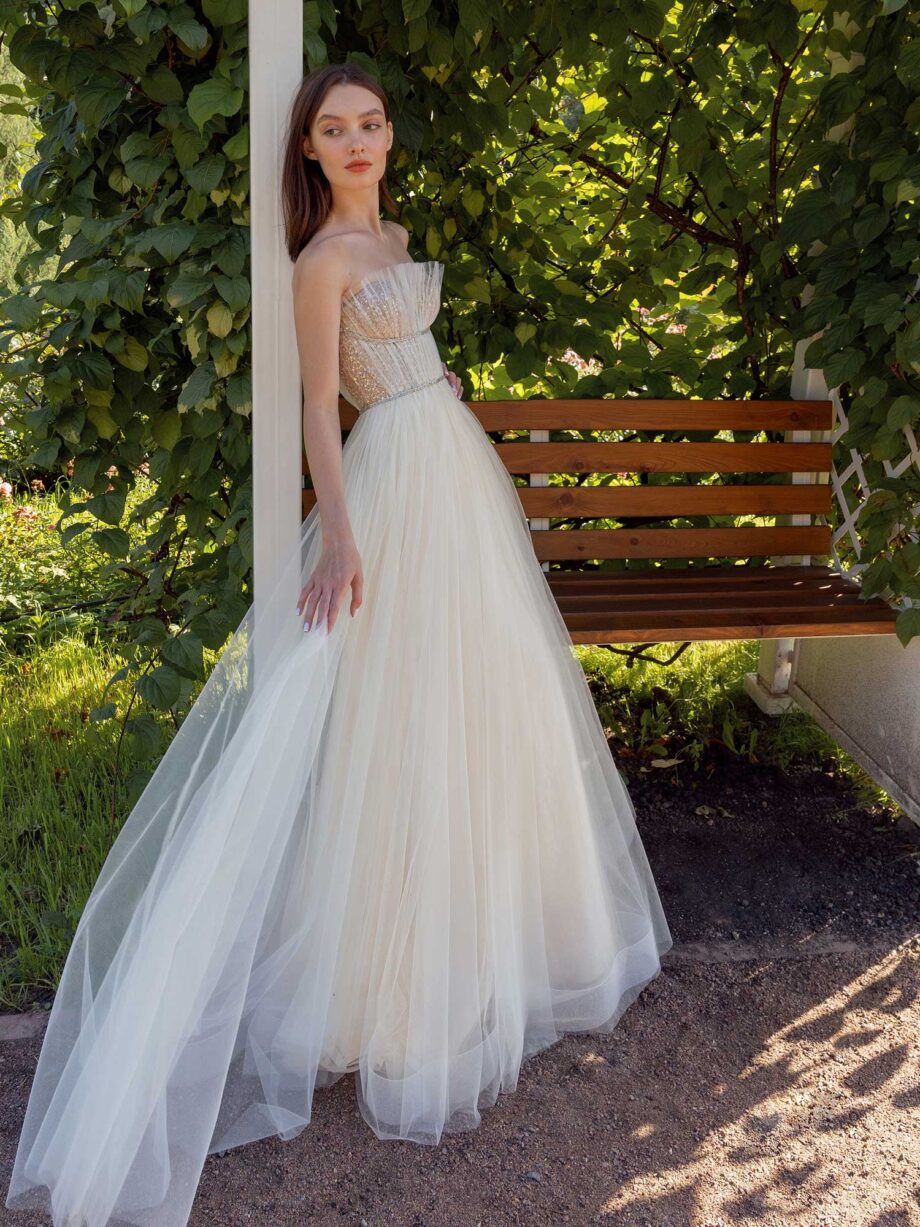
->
xmin=6 ymin=259 xmax=672 ymax=1227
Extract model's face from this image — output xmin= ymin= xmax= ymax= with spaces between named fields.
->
xmin=303 ymin=83 xmax=393 ymax=188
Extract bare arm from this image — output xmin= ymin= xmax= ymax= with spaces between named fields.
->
xmin=292 ymin=242 xmax=351 ymax=546
xmin=291 ymin=243 xmax=363 ymax=632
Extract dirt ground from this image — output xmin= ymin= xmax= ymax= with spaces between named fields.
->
xmin=2 ymin=754 xmax=918 ymax=1227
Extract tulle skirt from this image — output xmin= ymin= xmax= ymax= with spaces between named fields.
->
xmin=6 ymin=381 xmax=673 ymax=1226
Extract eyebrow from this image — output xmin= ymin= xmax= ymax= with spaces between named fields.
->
xmin=317 ymin=108 xmax=384 ymax=122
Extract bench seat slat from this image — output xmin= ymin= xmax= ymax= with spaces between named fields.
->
xmin=545 ymin=568 xmax=898 ymax=643
xmin=547 ymin=564 xmax=856 ymax=595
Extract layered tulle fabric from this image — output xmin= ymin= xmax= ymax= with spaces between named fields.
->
xmin=6 ymin=259 xmax=672 ymax=1227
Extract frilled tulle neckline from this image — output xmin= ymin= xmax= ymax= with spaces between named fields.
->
xmin=342 ymin=258 xmax=444 ymax=305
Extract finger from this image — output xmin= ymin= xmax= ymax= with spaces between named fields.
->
xmin=302 ymin=574 xmax=321 ymax=613
xmin=327 ymin=588 xmax=345 ymax=632
xmin=304 ymin=590 xmax=320 ymax=627
xmin=313 ymin=589 xmax=331 ymax=630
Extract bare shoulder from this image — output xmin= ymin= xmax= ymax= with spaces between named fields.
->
xmin=291 ymin=234 xmax=350 ymax=299
xmin=383 ymin=219 xmax=410 ymax=252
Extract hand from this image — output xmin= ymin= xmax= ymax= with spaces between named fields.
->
xmin=441 ymin=362 xmax=463 ymax=399
xmin=296 ymin=537 xmax=363 ymax=633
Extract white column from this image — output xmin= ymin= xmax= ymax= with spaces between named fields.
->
xmin=249 ymin=0 xmax=303 ymax=659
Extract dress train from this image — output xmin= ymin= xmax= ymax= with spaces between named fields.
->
xmin=5 ymin=258 xmax=672 ymax=1226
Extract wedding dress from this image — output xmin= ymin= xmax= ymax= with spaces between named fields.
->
xmin=6 ymin=257 xmax=673 ymax=1226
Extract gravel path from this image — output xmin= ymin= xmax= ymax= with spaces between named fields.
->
xmin=2 ymin=757 xmax=917 ymax=1226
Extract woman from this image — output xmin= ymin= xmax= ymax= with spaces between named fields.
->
xmin=6 ymin=63 xmax=672 ymax=1227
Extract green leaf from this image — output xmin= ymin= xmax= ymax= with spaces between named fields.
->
xmin=886 ymin=396 xmax=918 ymax=431
xmin=222 ymin=126 xmax=249 ymax=162
xmin=823 ymin=347 xmax=864 ymax=388
xmin=60 ymin=520 xmax=92 ymax=546
xmin=214 ymin=274 xmax=249 ymax=312
xmin=895 ymin=33 xmax=920 ymax=86
xmin=779 ymin=189 xmax=836 ymax=247
xmin=86 ymin=490 xmax=127 ymax=526
xmin=226 ymin=368 xmax=251 ymax=415
xmin=125 ymin=714 xmax=163 ymax=757
xmin=113 ymin=336 xmax=149 ymax=371
xmin=85 ymin=403 xmax=120 ymax=439
xmin=149 ymin=222 xmax=196 ymax=261
xmin=207 ymin=300 xmax=234 ymax=337
xmin=142 ymin=65 xmax=184 ymax=104
xmin=895 ymin=606 xmax=920 ymax=648
xmin=109 ymin=270 xmax=148 ymax=313
xmin=2 ymin=293 xmax=42 ymax=329
xmin=202 ymin=0 xmax=247 ymax=24
xmin=27 ymin=439 xmax=61 ymax=468
xmin=168 ymin=7 xmax=209 ymax=51
xmin=74 ymin=82 xmax=125 ymax=127
xmin=152 ymin=410 xmax=183 ymax=450
xmin=178 ymin=362 xmax=216 ymax=411
xmin=189 ymin=434 xmax=217 ymax=475
xmin=161 ymin=631 xmax=204 ymax=678
xmin=167 ymin=270 xmax=212 ymax=308
xmin=92 ymin=527 xmax=131 ymax=557
xmin=185 ymin=154 xmax=226 ymax=193
xmin=213 ymin=227 xmax=247 ymax=275
xmin=869 ymin=429 xmax=904 ymax=461
xmin=124 ymin=154 xmax=172 ymax=189
xmin=187 ymin=78 xmax=244 ymax=129
xmin=136 ymin=666 xmax=182 ymax=711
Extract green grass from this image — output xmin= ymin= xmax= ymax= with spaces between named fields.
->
xmin=0 ymin=633 xmax=174 ymax=1009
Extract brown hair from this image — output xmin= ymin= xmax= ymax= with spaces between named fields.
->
xmin=280 ymin=64 xmax=401 ymax=263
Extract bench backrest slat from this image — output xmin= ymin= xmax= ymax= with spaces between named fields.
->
xmin=493 ymin=440 xmax=830 ymax=474
xmin=467 ymin=398 xmax=832 ymax=432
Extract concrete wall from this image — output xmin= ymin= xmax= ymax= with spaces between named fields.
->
xmin=789 ymin=635 xmax=920 ymax=823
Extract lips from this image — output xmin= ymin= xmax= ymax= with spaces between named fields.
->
xmin=346 ymin=161 xmax=370 ymax=170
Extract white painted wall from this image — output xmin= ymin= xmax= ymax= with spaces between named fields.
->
xmin=250 ymin=2 xmax=303 ymax=657
xmin=789 ymin=635 xmax=920 ymax=822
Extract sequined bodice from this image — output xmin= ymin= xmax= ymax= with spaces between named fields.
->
xmin=339 ymin=259 xmax=446 ymax=413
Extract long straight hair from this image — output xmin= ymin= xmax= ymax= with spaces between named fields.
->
xmin=281 ymin=64 xmax=401 ymax=263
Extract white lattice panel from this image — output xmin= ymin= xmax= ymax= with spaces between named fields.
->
xmin=828 ymin=387 xmax=920 ymax=592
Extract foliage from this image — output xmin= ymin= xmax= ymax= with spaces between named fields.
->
xmin=787 ymin=0 xmax=920 ymax=646
xmin=0 ymin=0 xmax=917 ymax=760
xmin=0 ymin=0 xmax=253 ymax=748
xmin=0 ymin=478 xmax=163 ymax=653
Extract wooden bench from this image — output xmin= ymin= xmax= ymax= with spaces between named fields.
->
xmin=303 ymin=396 xmax=899 ymax=655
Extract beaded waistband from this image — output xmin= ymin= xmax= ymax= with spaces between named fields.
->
xmin=362 ymin=372 xmax=449 ymax=413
